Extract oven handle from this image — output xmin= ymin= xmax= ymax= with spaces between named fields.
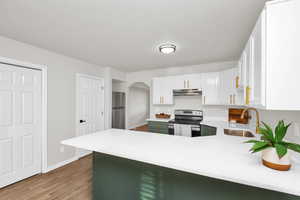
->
xmin=191 ymin=125 xmax=201 ymax=131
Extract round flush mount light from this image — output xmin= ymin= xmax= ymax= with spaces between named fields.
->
xmin=159 ymin=44 xmax=176 ymax=54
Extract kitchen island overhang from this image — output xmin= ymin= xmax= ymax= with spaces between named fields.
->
xmin=62 ymin=129 xmax=300 ymax=199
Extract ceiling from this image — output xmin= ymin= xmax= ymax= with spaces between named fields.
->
xmin=0 ymin=0 xmax=268 ymax=72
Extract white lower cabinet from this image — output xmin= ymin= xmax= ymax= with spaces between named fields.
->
xmin=201 ymin=72 xmax=220 ymax=105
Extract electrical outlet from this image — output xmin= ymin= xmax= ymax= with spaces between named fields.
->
xmin=60 ymin=146 xmax=65 ymax=153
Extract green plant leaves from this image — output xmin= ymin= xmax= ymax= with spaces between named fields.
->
xmin=244 ymin=140 xmax=261 ymax=144
xmin=284 ymin=142 xmax=300 ymax=153
xmin=274 ymin=120 xmax=291 ymax=143
xmin=275 ymin=144 xmax=288 ymax=158
xmin=244 ymin=120 xmax=300 ymax=158
xmin=250 ymin=141 xmax=270 ymax=153
xmin=259 ymin=122 xmax=275 ymax=143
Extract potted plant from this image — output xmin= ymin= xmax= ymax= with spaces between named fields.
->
xmin=246 ymin=120 xmax=300 ymax=171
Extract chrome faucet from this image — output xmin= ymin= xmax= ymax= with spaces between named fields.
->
xmin=241 ymin=107 xmax=260 ymax=134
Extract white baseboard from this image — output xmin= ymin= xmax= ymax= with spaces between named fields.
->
xmin=43 ymin=156 xmax=79 ymax=173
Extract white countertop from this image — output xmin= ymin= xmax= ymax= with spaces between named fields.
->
xmin=62 ymin=126 xmax=300 ymax=197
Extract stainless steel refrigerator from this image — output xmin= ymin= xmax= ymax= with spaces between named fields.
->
xmin=112 ymin=92 xmax=125 ymax=129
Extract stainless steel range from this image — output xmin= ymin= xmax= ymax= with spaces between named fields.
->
xmin=168 ymin=109 xmax=216 ymax=137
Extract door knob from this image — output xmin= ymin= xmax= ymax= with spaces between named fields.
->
xmin=79 ymin=120 xmax=86 ymax=123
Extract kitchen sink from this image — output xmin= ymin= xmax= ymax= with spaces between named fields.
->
xmin=224 ymin=129 xmax=255 ymax=138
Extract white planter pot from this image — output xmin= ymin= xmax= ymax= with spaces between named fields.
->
xmin=262 ymin=147 xmax=291 ymax=171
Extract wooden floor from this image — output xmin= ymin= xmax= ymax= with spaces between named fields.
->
xmin=0 ymin=155 xmax=92 ymax=200
xmin=130 ymin=124 xmax=149 ymax=132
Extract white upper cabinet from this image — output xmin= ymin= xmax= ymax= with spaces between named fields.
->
xmin=201 ymin=72 xmax=220 ymax=105
xmin=238 ymin=53 xmax=246 ymax=89
xmin=220 ymin=69 xmax=232 ymax=105
xmin=249 ymin=10 xmax=266 ymax=108
xmin=264 ymin=0 xmax=300 ymax=110
xmin=183 ymin=74 xmax=202 ymax=89
xmin=152 ymin=0 xmax=300 ymax=110
xmin=152 ymin=77 xmax=173 ymax=105
xmin=220 ymin=68 xmax=242 ymax=106
xmin=240 ymin=0 xmax=300 ymax=110
xmin=173 ymin=74 xmax=201 ymax=89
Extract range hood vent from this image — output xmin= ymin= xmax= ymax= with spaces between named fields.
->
xmin=173 ymin=89 xmax=202 ymax=96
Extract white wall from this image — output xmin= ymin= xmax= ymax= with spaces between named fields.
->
xmin=128 ymin=85 xmax=150 ymax=129
xmin=0 ymin=35 xmax=112 ymax=168
xmin=112 ymin=80 xmax=127 ymax=93
xmin=152 ymin=96 xmax=228 ymax=121
xmin=111 ymin=68 xmax=126 ymax=82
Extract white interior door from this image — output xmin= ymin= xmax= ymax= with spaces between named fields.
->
xmin=76 ymin=75 xmax=104 ymax=158
xmin=0 ymin=63 xmax=42 ymax=188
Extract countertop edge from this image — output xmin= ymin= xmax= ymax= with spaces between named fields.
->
xmin=62 ymin=139 xmax=300 ymax=197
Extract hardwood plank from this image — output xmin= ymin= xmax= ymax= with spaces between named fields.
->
xmin=0 ymin=155 xmax=92 ymax=200
xmin=130 ymin=124 xmax=148 ymax=132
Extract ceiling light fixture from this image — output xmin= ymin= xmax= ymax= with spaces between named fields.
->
xmin=159 ymin=44 xmax=176 ymax=54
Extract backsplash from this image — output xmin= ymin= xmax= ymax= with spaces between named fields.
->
xmin=151 ymin=96 xmax=300 ymax=144
xmin=151 ymin=96 xmax=228 ymax=121
xmin=246 ymin=110 xmax=300 ymax=144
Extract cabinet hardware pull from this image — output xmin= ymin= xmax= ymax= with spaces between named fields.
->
xmin=236 ymin=76 xmax=239 ymax=88
xmin=230 ymin=95 xmax=232 ymax=104
xmin=203 ymin=96 xmax=206 ymax=104
xmin=246 ymin=86 xmax=250 ymax=105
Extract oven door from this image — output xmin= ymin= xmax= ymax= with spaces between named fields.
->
xmin=169 ymin=123 xmax=201 ymax=137
xmin=191 ymin=125 xmax=201 ymax=137
xmin=168 ymin=123 xmax=174 ymax=135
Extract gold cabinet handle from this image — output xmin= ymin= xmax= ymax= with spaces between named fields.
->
xmin=203 ymin=96 xmax=206 ymax=104
xmin=162 ymin=96 xmax=164 ymax=104
xmin=188 ymin=80 xmax=190 ymax=88
xmin=230 ymin=95 xmax=232 ymax=104
xmin=236 ymin=76 xmax=239 ymax=88
xmin=246 ymin=86 xmax=250 ymax=105
xmin=184 ymin=80 xmax=186 ymax=88
xmin=160 ymin=96 xmax=162 ymax=104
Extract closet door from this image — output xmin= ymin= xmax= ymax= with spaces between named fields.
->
xmin=0 ymin=63 xmax=42 ymax=188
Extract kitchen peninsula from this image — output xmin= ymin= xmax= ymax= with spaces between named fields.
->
xmin=62 ymin=128 xmax=300 ymax=200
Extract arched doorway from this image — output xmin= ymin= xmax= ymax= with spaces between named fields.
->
xmin=127 ymin=82 xmax=150 ymax=131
